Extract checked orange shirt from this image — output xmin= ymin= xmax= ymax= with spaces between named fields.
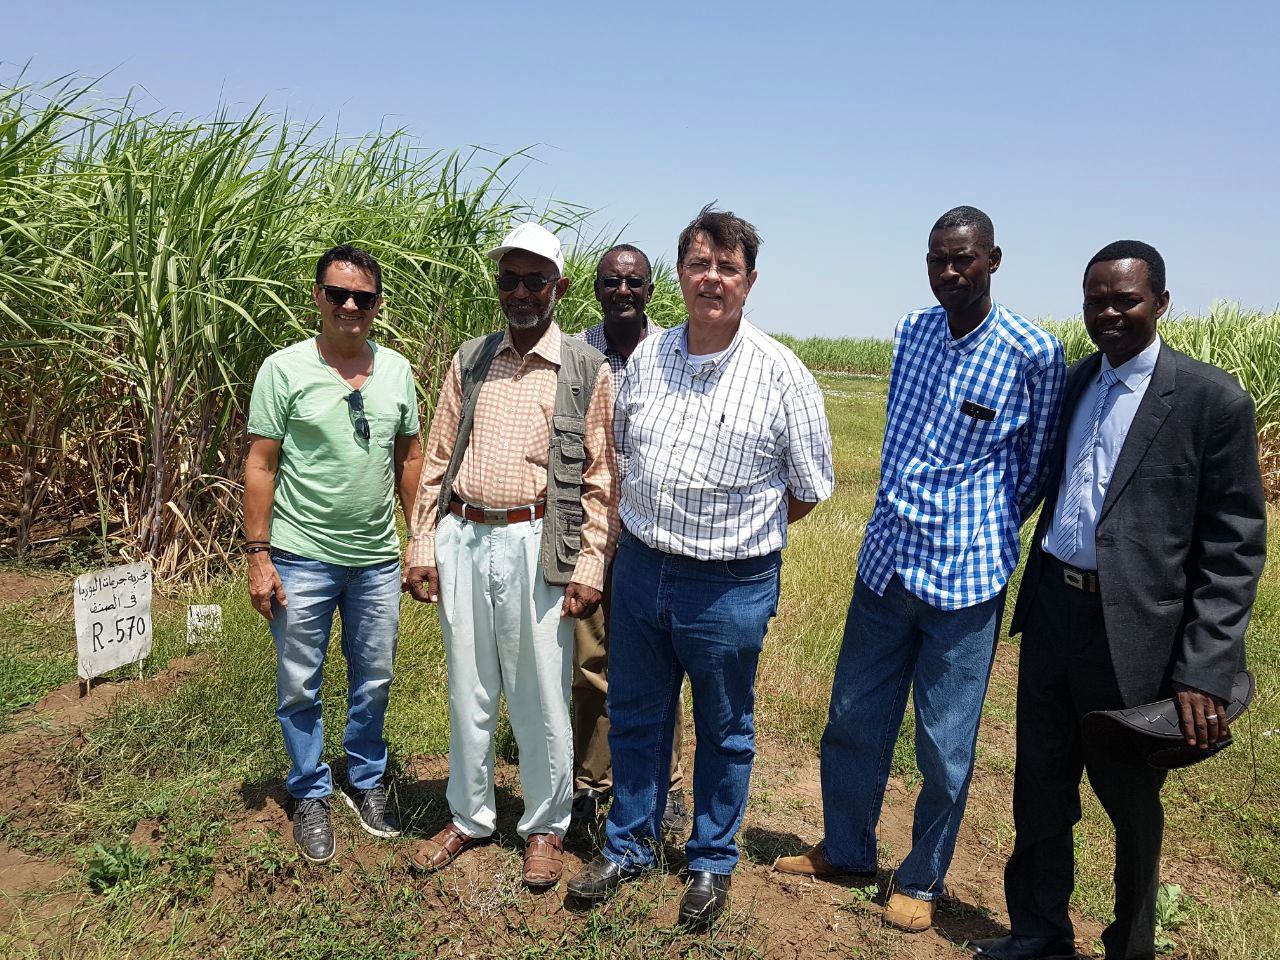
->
xmin=407 ymin=321 xmax=619 ymax=590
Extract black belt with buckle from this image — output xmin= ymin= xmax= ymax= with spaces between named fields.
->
xmin=1043 ymin=551 xmax=1100 ymax=593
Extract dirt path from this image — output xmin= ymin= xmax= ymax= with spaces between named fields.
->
xmin=0 ymin=569 xmax=63 ymax=606
xmin=0 ymin=639 xmax=1123 ymax=958
xmin=205 ymin=736 xmax=1101 ymax=959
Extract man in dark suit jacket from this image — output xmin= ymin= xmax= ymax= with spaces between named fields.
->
xmin=972 ymin=241 xmax=1266 ymax=960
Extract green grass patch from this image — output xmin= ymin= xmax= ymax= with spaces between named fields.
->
xmin=2 ymin=372 xmax=1279 ymax=958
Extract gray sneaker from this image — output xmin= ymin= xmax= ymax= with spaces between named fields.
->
xmin=338 ymin=781 xmax=401 ymax=839
xmin=662 ymin=791 xmax=691 ymax=841
xmin=293 ymin=797 xmax=336 ymax=864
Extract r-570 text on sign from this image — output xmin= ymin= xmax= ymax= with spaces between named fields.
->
xmin=74 ymin=562 xmax=153 ymax=680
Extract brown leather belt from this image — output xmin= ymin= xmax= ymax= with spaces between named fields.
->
xmin=1043 ymin=551 xmax=1100 ymax=594
xmin=449 ymin=495 xmax=546 ymax=526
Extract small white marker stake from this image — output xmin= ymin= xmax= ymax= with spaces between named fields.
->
xmin=186 ymin=604 xmax=223 ymax=645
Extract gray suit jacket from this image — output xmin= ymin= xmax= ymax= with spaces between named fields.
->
xmin=1011 ymin=341 xmax=1266 ymax=705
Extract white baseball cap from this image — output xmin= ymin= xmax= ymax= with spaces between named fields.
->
xmin=486 ymin=221 xmax=565 ymax=275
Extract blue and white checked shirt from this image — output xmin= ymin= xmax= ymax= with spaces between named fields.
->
xmin=578 ymin=315 xmax=663 ymax=480
xmin=858 ymin=303 xmax=1065 ymax=610
xmin=615 ymin=321 xmax=835 ymax=561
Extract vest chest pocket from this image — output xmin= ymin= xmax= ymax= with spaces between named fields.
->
xmin=553 ymin=415 xmax=587 ymax=484
xmin=557 ymin=530 xmax=583 ymax=564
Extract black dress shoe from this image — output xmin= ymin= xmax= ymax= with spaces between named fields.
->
xmin=679 ymin=870 xmax=731 ymax=927
xmin=969 ymin=934 xmax=1079 ymax=960
xmin=567 ymin=855 xmax=645 ymax=902
xmin=570 ymin=788 xmax=608 ymax=826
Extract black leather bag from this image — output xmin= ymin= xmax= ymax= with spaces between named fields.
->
xmin=1081 ymin=670 xmax=1255 ymax=769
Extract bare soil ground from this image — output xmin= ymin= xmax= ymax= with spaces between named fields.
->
xmin=0 ymin=569 xmax=62 ymax=606
xmin=0 ymin=667 xmax=1083 ymax=959
xmin=0 ymin=568 xmax=1197 ymax=958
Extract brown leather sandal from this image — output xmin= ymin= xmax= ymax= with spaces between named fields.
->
xmin=409 ymin=822 xmax=484 ymax=873
xmin=522 ymin=833 xmax=564 ymax=888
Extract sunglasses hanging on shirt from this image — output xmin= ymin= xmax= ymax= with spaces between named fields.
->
xmin=345 ymin=390 xmax=371 ymax=441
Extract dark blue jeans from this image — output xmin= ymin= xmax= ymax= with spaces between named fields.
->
xmin=820 ymin=573 xmax=1004 ymax=900
xmin=602 ymin=532 xmax=781 ymax=875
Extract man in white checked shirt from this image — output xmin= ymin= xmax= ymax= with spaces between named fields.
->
xmin=776 ymin=206 xmax=1065 ymax=934
xmin=569 ymin=205 xmax=834 ymax=928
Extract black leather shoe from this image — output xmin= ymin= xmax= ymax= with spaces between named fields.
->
xmin=570 ymin=788 xmax=607 ymax=827
xmin=679 ymin=870 xmax=731 ymax=927
xmin=661 ymin=791 xmax=690 ymax=841
xmin=567 ymin=855 xmax=645 ymax=902
xmin=970 ymin=934 xmax=1079 ymax=960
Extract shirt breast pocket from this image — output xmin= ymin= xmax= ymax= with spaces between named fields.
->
xmin=708 ymin=415 xmax=776 ymax=489
xmin=926 ymin=393 xmax=1017 ymax=464
xmin=367 ymin=412 xmax=401 ymax=449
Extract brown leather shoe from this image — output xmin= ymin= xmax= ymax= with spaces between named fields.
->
xmin=773 ymin=842 xmax=872 ymax=879
xmin=883 ymin=891 xmax=935 ymax=932
xmin=408 ymin=822 xmax=484 ymax=873
xmin=523 ymin=833 xmax=564 ymax=888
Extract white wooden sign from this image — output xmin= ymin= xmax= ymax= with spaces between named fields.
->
xmin=186 ymin=604 xmax=222 ymax=645
xmin=74 ymin=562 xmax=153 ymax=680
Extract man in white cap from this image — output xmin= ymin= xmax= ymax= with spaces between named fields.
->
xmin=404 ymin=222 xmax=619 ymax=888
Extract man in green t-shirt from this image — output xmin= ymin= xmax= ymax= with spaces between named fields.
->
xmin=244 ymin=245 xmax=423 ymax=864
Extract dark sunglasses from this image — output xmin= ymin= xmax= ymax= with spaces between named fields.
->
xmin=321 ymin=284 xmax=379 ymax=311
xmin=497 ymin=272 xmax=555 ymax=294
xmin=599 ymin=276 xmax=648 ymax=290
xmin=345 ymin=390 xmax=371 ymax=441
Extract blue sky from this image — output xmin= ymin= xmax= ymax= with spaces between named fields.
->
xmin=8 ymin=1 xmax=1278 ymax=337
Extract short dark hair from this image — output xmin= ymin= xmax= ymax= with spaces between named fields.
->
xmin=315 ymin=244 xmax=382 ymax=294
xmin=596 ymin=243 xmax=652 ymax=279
xmin=930 ymin=205 xmax=995 ymax=250
xmin=677 ymin=203 xmax=762 ymax=273
xmin=1084 ymin=240 xmax=1166 ymax=296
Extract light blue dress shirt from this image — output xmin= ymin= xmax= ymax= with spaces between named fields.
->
xmin=1043 ymin=335 xmax=1162 ymax=570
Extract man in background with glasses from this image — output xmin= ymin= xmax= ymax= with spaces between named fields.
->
xmin=570 ymin=244 xmax=688 ymax=840
xmin=404 ymin=222 xmax=618 ymax=889
xmin=245 ymin=245 xmax=423 ymax=864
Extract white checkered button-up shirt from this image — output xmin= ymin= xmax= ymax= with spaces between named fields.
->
xmin=858 ymin=303 xmax=1066 ymax=611
xmin=578 ymin=315 xmax=662 ymax=480
xmin=615 ymin=321 xmax=834 ymax=561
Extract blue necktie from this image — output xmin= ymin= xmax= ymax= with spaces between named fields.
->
xmin=1052 ymin=368 xmax=1119 ymax=560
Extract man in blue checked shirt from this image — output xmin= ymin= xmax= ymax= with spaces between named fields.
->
xmin=776 ymin=206 xmax=1065 ymax=933
xmin=569 ymin=204 xmax=835 ymax=928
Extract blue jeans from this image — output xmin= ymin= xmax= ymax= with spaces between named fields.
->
xmin=603 ymin=532 xmax=781 ymax=875
xmin=820 ymin=573 xmax=1003 ymax=900
xmin=269 ymin=549 xmax=400 ymax=800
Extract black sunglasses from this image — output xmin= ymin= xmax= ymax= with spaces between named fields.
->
xmin=599 ymin=276 xmax=648 ymax=290
xmin=345 ymin=390 xmax=371 ymax=441
xmin=497 ymin=272 xmax=555 ymax=294
xmin=322 ymin=284 xmax=379 ymax=311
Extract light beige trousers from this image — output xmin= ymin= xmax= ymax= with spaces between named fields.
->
xmin=436 ymin=512 xmax=573 ymax=839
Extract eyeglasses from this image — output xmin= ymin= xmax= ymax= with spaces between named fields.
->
xmin=345 ymin=390 xmax=371 ymax=440
xmin=321 ymin=285 xmax=379 ymax=311
xmin=599 ymin=276 xmax=648 ymax=290
xmin=497 ymin=272 xmax=555 ymax=294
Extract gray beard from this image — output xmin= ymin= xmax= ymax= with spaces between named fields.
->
xmin=505 ymin=289 xmax=557 ymax=329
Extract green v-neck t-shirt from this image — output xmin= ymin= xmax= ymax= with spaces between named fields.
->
xmin=248 ymin=337 xmax=420 ymax=566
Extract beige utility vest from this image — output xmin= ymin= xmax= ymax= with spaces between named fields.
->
xmin=435 ymin=331 xmax=605 ymax=586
